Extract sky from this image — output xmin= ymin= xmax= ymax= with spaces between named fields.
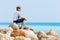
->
xmin=0 ymin=0 xmax=60 ymax=23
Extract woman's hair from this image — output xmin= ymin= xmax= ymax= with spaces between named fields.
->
xmin=16 ymin=6 xmax=21 ymax=11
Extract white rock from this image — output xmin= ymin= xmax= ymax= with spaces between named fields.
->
xmin=9 ymin=23 xmax=19 ymax=30
xmin=5 ymin=27 xmax=13 ymax=36
xmin=25 ymin=38 xmax=31 ymax=40
xmin=0 ymin=33 xmax=14 ymax=40
xmin=23 ymin=29 xmax=38 ymax=40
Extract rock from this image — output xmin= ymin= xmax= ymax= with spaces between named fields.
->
xmin=9 ymin=23 xmax=19 ymax=30
xmin=5 ymin=27 xmax=13 ymax=36
xmin=20 ymin=27 xmax=34 ymax=32
xmin=37 ymin=30 xmax=58 ymax=40
xmin=19 ymin=27 xmax=29 ymax=29
xmin=0 ymin=33 xmax=14 ymax=40
xmin=6 ymin=27 xmax=13 ymax=32
xmin=47 ymin=29 xmax=58 ymax=36
xmin=14 ymin=36 xmax=31 ymax=40
xmin=23 ymin=29 xmax=38 ymax=40
xmin=37 ymin=31 xmax=46 ymax=38
xmin=11 ymin=29 xmax=25 ymax=37
xmin=45 ymin=35 xmax=58 ymax=40
xmin=11 ymin=29 xmax=38 ymax=40
xmin=25 ymin=38 xmax=31 ymax=40
xmin=0 ymin=27 xmax=13 ymax=36
xmin=58 ymin=38 xmax=60 ymax=40
xmin=37 ymin=31 xmax=46 ymax=40
xmin=14 ymin=36 xmax=25 ymax=40
xmin=0 ymin=28 xmax=6 ymax=34
xmin=29 ymin=27 xmax=34 ymax=32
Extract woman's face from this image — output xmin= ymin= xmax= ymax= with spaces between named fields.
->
xmin=18 ymin=9 xmax=21 ymax=11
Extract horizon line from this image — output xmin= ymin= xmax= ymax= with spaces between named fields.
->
xmin=0 ymin=22 xmax=60 ymax=24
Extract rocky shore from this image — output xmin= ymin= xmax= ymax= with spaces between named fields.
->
xmin=0 ymin=23 xmax=60 ymax=40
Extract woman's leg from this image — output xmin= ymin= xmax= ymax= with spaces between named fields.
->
xmin=21 ymin=20 xmax=26 ymax=29
xmin=15 ymin=18 xmax=26 ymax=29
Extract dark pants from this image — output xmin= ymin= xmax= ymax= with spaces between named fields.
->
xmin=13 ymin=18 xmax=25 ymax=24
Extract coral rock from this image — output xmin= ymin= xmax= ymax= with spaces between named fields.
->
xmin=11 ymin=29 xmax=25 ymax=37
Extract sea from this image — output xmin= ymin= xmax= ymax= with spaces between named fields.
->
xmin=0 ymin=23 xmax=60 ymax=37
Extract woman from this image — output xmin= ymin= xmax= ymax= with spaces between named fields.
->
xmin=13 ymin=6 xmax=27 ymax=28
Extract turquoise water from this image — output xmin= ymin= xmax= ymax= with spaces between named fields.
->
xmin=0 ymin=23 xmax=60 ymax=37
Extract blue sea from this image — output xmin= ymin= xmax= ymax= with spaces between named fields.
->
xmin=0 ymin=23 xmax=60 ymax=37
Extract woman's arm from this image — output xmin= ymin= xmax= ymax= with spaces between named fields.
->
xmin=18 ymin=12 xmax=23 ymax=18
xmin=18 ymin=12 xmax=27 ymax=20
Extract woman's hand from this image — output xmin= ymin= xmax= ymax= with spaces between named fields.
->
xmin=20 ymin=16 xmax=23 ymax=18
xmin=25 ymin=18 xmax=27 ymax=21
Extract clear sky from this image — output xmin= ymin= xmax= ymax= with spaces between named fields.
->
xmin=0 ymin=0 xmax=60 ymax=23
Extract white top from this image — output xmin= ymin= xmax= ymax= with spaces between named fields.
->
xmin=13 ymin=12 xmax=20 ymax=20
